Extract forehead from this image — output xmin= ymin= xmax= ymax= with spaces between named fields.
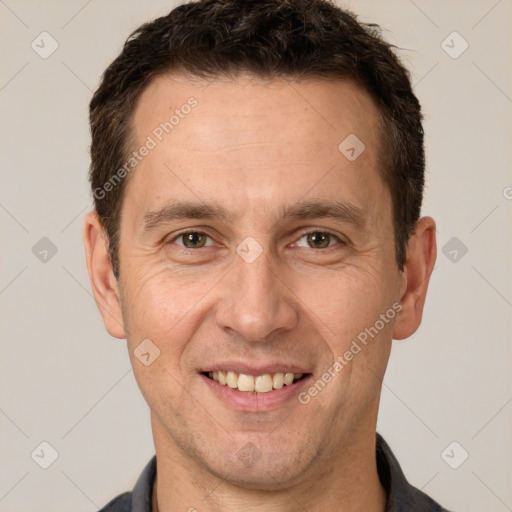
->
xmin=125 ymin=72 xmax=387 ymax=223
xmin=132 ymin=72 xmax=382 ymax=151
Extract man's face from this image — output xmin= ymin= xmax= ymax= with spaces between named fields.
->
xmin=114 ymin=74 xmax=405 ymax=487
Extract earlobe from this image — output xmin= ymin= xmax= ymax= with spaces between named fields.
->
xmin=83 ymin=211 xmax=126 ymax=339
xmin=392 ymin=217 xmax=437 ymax=340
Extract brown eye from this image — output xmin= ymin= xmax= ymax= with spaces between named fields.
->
xmin=176 ymin=232 xmax=210 ymax=248
xmin=306 ymin=232 xmax=331 ymax=249
xmin=293 ymin=231 xmax=339 ymax=249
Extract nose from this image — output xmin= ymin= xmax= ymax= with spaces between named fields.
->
xmin=214 ymin=248 xmax=298 ymax=343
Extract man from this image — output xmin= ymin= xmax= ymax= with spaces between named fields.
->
xmin=83 ymin=0 xmax=449 ymax=510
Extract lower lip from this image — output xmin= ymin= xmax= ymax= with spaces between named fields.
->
xmin=199 ymin=373 xmax=311 ymax=412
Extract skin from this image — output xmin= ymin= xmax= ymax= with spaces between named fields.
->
xmin=84 ymin=73 xmax=436 ymax=512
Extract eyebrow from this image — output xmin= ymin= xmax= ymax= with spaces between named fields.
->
xmin=142 ymin=201 xmax=235 ymax=232
xmin=141 ymin=199 xmax=366 ymax=232
xmin=281 ymin=200 xmax=366 ymax=229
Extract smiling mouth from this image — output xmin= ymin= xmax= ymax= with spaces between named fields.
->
xmin=203 ymin=371 xmax=308 ymax=393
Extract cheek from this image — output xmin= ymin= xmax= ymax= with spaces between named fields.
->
xmin=292 ymin=262 xmax=391 ymax=342
xmin=303 ymin=269 xmax=395 ymax=426
xmin=120 ymin=261 xmax=237 ymax=383
xmin=119 ymin=270 xmax=207 ymax=414
xmin=292 ymin=261 xmax=397 ymax=409
xmin=120 ymin=266 xmax=204 ymax=355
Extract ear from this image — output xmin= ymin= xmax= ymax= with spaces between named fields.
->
xmin=83 ymin=211 xmax=126 ymax=339
xmin=393 ymin=216 xmax=437 ymax=340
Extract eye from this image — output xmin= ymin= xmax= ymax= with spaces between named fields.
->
xmin=293 ymin=230 xmax=341 ymax=249
xmin=172 ymin=231 xmax=214 ymax=249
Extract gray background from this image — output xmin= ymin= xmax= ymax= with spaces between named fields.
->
xmin=1 ymin=0 xmax=511 ymax=510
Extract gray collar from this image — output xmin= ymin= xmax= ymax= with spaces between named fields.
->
xmin=121 ymin=433 xmax=451 ymax=511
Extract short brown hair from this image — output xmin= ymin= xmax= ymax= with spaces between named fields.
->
xmin=89 ymin=0 xmax=425 ymax=279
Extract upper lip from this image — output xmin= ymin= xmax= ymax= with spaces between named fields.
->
xmin=200 ymin=362 xmax=311 ymax=375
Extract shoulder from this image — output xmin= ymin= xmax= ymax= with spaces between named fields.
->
xmin=392 ymin=485 xmax=453 ymax=512
xmin=376 ymin=434 xmax=453 ymax=512
xmin=97 ymin=455 xmax=157 ymax=512
xmin=98 ymin=492 xmax=132 ymax=512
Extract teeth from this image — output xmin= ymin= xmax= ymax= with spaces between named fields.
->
xmin=238 ymin=373 xmax=255 ymax=392
xmin=208 ymin=371 xmax=305 ymax=393
xmin=273 ymin=373 xmax=284 ymax=389
xmin=254 ymin=374 xmax=273 ymax=393
xmin=226 ymin=371 xmax=238 ymax=388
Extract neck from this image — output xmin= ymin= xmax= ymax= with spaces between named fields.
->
xmin=150 ymin=416 xmax=386 ymax=512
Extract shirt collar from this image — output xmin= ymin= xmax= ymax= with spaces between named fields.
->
xmin=130 ymin=453 xmax=156 ymax=511
xmin=129 ymin=433 xmax=447 ymax=511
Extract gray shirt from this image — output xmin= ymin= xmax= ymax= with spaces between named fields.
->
xmin=99 ymin=433 xmax=452 ymax=511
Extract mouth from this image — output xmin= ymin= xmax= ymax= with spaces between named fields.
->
xmin=202 ymin=370 xmax=309 ymax=393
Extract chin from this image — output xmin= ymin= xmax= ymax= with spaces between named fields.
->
xmin=194 ymin=439 xmax=315 ymax=491
xmin=206 ymin=458 xmax=305 ymax=491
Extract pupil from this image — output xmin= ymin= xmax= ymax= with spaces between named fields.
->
xmin=308 ymin=232 xmax=329 ymax=248
xmin=185 ymin=233 xmax=205 ymax=248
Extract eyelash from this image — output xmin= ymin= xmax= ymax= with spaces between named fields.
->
xmin=293 ymin=229 xmax=343 ymax=249
xmin=168 ymin=229 xmax=344 ymax=250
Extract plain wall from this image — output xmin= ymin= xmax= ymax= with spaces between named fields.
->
xmin=1 ymin=1 xmax=511 ymax=510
